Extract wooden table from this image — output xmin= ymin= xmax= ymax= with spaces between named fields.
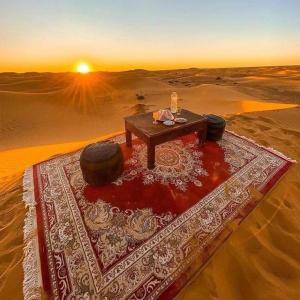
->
xmin=124 ymin=109 xmax=208 ymax=169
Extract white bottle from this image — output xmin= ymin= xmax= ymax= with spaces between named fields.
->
xmin=170 ymin=92 xmax=178 ymax=114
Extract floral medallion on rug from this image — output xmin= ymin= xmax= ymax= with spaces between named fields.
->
xmin=22 ymin=131 xmax=295 ymax=299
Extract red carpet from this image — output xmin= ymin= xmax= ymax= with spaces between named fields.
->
xmin=22 ymin=131 xmax=295 ymax=299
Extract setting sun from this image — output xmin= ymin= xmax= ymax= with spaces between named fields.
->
xmin=76 ymin=63 xmax=91 ymax=74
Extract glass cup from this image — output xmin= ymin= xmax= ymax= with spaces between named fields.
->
xmin=152 ymin=111 xmax=159 ymax=124
xmin=177 ymin=106 xmax=182 ymax=116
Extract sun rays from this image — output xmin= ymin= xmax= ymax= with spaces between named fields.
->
xmin=61 ymin=71 xmax=118 ymax=113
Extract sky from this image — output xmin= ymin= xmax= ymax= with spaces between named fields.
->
xmin=0 ymin=0 xmax=300 ymax=72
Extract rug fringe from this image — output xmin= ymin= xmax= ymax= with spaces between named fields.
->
xmin=23 ymin=167 xmax=41 ymax=300
xmin=226 ymin=130 xmax=297 ymax=163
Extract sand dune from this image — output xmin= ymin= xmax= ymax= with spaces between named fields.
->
xmin=106 ymin=73 xmax=170 ymax=90
xmin=1 ymin=68 xmax=297 ymax=151
xmin=0 ymin=66 xmax=300 ymax=299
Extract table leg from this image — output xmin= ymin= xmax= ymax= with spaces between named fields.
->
xmin=126 ymin=129 xmax=132 ymax=147
xmin=197 ymin=129 xmax=207 ymax=146
xmin=147 ymin=144 xmax=155 ymax=169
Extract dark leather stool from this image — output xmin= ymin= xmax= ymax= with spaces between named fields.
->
xmin=80 ymin=141 xmax=123 ymax=186
xmin=206 ymin=114 xmax=226 ymax=141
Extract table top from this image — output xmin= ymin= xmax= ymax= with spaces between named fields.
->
xmin=125 ymin=109 xmax=207 ymax=138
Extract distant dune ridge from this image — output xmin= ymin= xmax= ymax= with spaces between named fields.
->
xmin=0 ymin=65 xmax=300 ymax=300
xmin=0 ymin=65 xmax=299 ymax=152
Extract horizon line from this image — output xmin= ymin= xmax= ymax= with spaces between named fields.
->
xmin=1 ymin=63 xmax=299 ymax=75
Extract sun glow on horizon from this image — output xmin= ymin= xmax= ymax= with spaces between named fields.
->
xmin=76 ymin=63 xmax=91 ymax=74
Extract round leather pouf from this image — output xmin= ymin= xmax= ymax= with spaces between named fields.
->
xmin=80 ymin=141 xmax=123 ymax=186
xmin=206 ymin=114 xmax=226 ymax=141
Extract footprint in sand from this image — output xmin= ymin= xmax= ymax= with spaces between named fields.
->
xmin=243 ymin=128 xmax=256 ymax=134
xmin=256 ymin=124 xmax=271 ymax=131
xmin=281 ymin=127 xmax=300 ymax=139
xmin=272 ymin=135 xmax=292 ymax=146
xmin=258 ymin=116 xmax=277 ymax=124
xmin=283 ymin=199 xmax=292 ymax=209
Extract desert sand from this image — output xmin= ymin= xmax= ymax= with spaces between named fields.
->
xmin=0 ymin=65 xmax=300 ymax=299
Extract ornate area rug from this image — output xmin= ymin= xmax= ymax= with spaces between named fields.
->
xmin=22 ymin=131 xmax=295 ymax=299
